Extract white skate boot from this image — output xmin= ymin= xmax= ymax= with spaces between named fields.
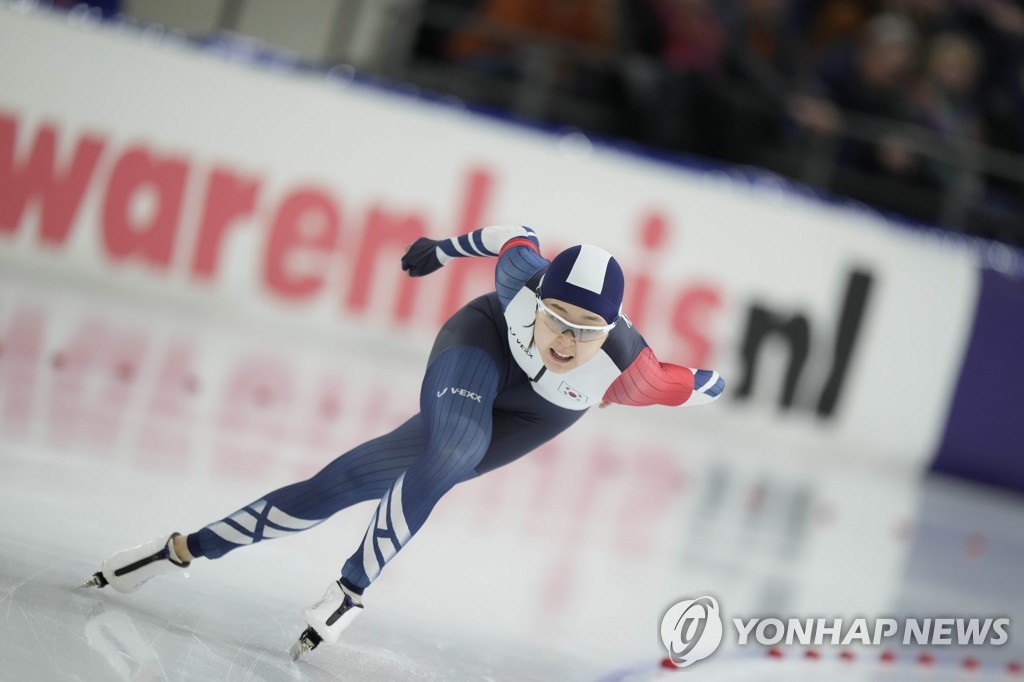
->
xmin=81 ymin=533 xmax=190 ymax=593
xmin=288 ymin=580 xmax=364 ymax=661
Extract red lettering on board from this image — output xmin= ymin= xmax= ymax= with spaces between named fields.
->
xmin=624 ymin=211 xmax=670 ymax=331
xmin=671 ymin=286 xmax=721 ymax=368
xmin=101 ymin=146 xmax=188 ymax=268
xmin=264 ymin=187 xmax=341 ymax=298
xmin=346 ymin=205 xmax=425 ymax=319
xmin=192 ymin=167 xmax=262 ymax=279
xmin=0 ymin=113 xmax=104 ymax=244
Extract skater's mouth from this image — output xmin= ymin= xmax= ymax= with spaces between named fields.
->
xmin=549 ymin=348 xmax=574 ymax=363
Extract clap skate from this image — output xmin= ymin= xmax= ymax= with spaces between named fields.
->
xmin=81 ymin=533 xmax=190 ymax=593
xmin=289 ymin=579 xmax=364 ymax=662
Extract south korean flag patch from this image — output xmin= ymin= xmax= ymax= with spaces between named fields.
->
xmin=558 ymin=381 xmax=588 ymax=404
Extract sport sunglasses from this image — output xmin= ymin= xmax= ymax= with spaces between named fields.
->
xmin=535 ymin=298 xmax=617 ymax=342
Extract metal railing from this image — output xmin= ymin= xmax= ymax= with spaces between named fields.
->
xmin=374 ymin=2 xmax=1024 ymax=243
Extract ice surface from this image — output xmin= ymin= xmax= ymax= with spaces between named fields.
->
xmin=0 ymin=457 xmax=603 ymax=682
xmin=4 ymin=422 xmax=1024 ymax=682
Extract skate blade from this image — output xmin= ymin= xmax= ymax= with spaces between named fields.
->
xmin=288 ymin=627 xmax=321 ymax=662
xmin=79 ymin=572 xmax=108 ymax=589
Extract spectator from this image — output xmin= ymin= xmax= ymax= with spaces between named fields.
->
xmin=957 ymin=0 xmax=1024 ymax=154
xmin=412 ymin=0 xmax=487 ymax=63
xmin=617 ymin=0 xmax=727 ymax=150
xmin=800 ymin=0 xmax=876 ymax=59
xmin=883 ymin=0 xmax=955 ymax=40
xmin=445 ymin=0 xmax=621 ymax=92
xmin=819 ymin=13 xmax=928 ymax=182
xmin=648 ymin=0 xmax=725 ymax=72
xmin=983 ymin=39 xmax=1024 ymax=157
xmin=402 ymin=0 xmax=1024 ymax=241
xmin=958 ymin=0 xmax=1024 ymax=241
xmin=714 ymin=0 xmax=840 ymax=164
xmin=914 ymin=32 xmax=983 ymax=139
xmin=976 ymin=56 xmax=1024 ymax=242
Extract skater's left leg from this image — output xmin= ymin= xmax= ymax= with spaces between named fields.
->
xmin=339 ymin=345 xmax=499 ymax=595
xmin=297 ymin=384 xmax=585 ymax=624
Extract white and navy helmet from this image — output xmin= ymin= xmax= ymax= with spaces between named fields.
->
xmin=539 ymin=244 xmax=624 ymax=325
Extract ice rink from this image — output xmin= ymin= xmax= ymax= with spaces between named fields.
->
xmin=0 ymin=456 xmax=594 ymax=682
xmin=2 ymin=271 xmax=1023 ymax=682
xmin=4 ymin=424 xmax=1024 ymax=681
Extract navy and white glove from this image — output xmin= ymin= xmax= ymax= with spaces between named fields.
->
xmin=401 ymin=237 xmax=445 ymax=277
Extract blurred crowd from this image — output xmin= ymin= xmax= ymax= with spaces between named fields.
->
xmin=413 ymin=0 xmax=1024 ymax=243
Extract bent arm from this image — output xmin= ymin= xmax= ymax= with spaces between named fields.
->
xmin=436 ymin=224 xmax=539 ymax=263
xmin=402 ymin=224 xmax=548 ymax=308
xmin=403 ymin=225 xmax=539 ymax=276
xmin=603 ymin=347 xmax=725 ymax=407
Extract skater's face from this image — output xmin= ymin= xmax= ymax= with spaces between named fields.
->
xmin=534 ymin=297 xmax=614 ymax=374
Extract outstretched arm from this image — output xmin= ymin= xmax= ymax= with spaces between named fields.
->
xmin=602 ymin=346 xmax=725 ymax=407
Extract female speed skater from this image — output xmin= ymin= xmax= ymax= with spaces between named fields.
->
xmin=83 ymin=224 xmax=726 ymax=660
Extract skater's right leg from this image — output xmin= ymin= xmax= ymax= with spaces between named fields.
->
xmin=186 ymin=415 xmax=427 ymax=560
xmin=83 ymin=532 xmax=192 ymax=593
xmin=89 ymin=416 xmax=427 ymax=593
